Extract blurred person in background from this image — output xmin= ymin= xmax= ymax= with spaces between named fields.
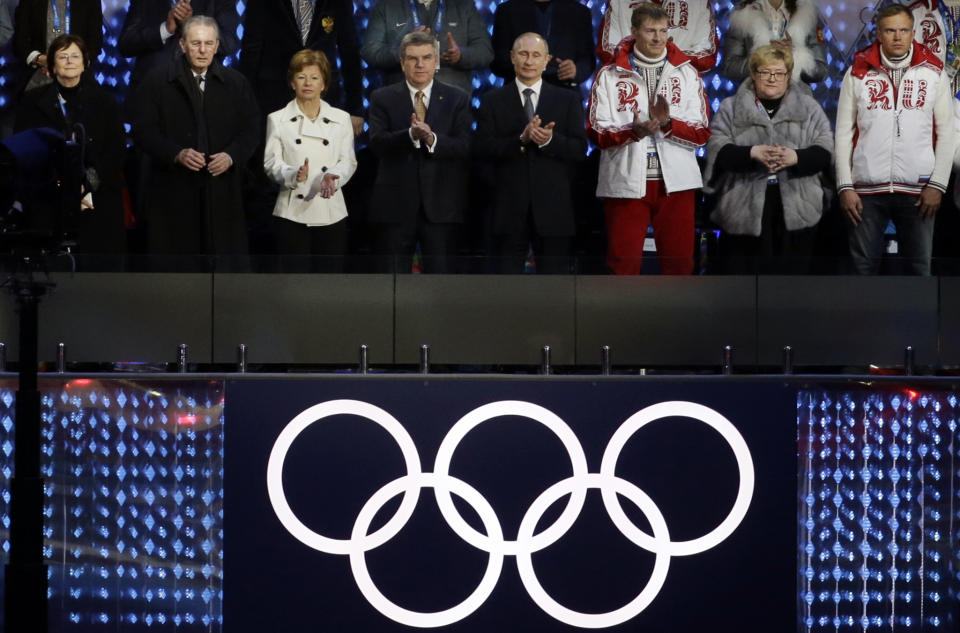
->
xmin=721 ymin=0 xmax=827 ymax=85
xmin=14 ymin=0 xmax=103 ymax=93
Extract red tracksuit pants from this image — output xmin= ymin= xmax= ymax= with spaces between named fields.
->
xmin=604 ymin=181 xmax=694 ymax=275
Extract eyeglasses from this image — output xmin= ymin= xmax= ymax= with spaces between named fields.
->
xmin=55 ymin=53 xmax=83 ymax=63
xmin=755 ymin=70 xmax=789 ymax=81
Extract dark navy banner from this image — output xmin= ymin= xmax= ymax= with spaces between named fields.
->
xmin=223 ymin=377 xmax=796 ymax=632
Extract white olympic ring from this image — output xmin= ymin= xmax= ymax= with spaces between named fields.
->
xmin=266 ymin=399 xmax=755 ymax=629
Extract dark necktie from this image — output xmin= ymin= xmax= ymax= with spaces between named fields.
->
xmin=523 ymin=88 xmax=535 ymax=121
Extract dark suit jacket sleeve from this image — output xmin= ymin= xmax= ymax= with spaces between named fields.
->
xmin=475 ymin=91 xmax=523 ymax=158
xmin=335 ymin=0 xmax=364 ymax=116
xmin=430 ymin=91 xmax=472 ymax=159
xmin=569 ymin=4 xmax=596 ymax=85
xmin=0 ymin=0 xmax=13 ymax=47
xmin=222 ymin=74 xmax=261 ymax=166
xmin=81 ymin=1 xmax=104 ymax=59
xmin=368 ymin=89 xmax=415 ymax=156
xmin=95 ymin=90 xmax=125 ymax=192
xmin=213 ymin=0 xmax=240 ymax=56
xmin=453 ymin=1 xmax=493 ymax=71
xmin=537 ymin=90 xmax=586 ymax=161
xmin=489 ymin=5 xmax=514 ymax=80
xmin=359 ymin=1 xmax=399 ymax=71
xmin=13 ymin=0 xmax=39 ymax=61
xmin=130 ymin=73 xmax=182 ymax=164
xmin=118 ymin=0 xmax=165 ymax=58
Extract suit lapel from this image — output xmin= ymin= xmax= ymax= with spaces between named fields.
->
xmin=425 ymin=83 xmax=444 ymax=127
xmin=534 ymin=83 xmax=551 ymax=120
xmin=279 ymin=0 xmax=301 ymax=39
xmin=395 ymin=82 xmax=414 ymax=121
xmin=307 ymin=0 xmax=332 ymax=41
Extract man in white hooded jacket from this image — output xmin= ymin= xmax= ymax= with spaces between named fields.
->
xmin=588 ymin=2 xmax=709 ymax=275
xmin=835 ymin=4 xmax=954 ymax=275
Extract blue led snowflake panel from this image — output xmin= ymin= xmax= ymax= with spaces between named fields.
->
xmin=797 ymin=389 xmax=959 ymax=632
xmin=0 ymin=379 xmax=224 ymax=632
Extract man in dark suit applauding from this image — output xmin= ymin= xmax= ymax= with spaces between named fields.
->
xmin=476 ymin=32 xmax=586 ymax=273
xmin=368 ymin=30 xmax=472 ymax=273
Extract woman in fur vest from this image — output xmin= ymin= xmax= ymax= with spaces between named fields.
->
xmin=721 ymin=0 xmax=827 ymax=84
xmin=703 ymin=46 xmax=832 ymax=273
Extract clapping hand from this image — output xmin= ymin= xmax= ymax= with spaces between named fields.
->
xmin=319 ymin=173 xmax=340 ymax=199
xmin=166 ymin=0 xmax=193 ymax=33
xmin=410 ymin=112 xmax=436 ymax=146
xmin=648 ymin=95 xmax=670 ymax=127
xmin=631 ymin=111 xmax=660 ymax=139
xmin=441 ymin=32 xmax=462 ymax=64
xmin=297 ymin=158 xmax=309 ymax=183
xmin=555 ymin=58 xmax=576 ymax=82
xmin=770 ymin=33 xmax=793 ymax=49
xmin=521 ymin=115 xmax=555 ymax=145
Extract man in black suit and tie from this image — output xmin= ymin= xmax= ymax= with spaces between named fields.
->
xmin=119 ymin=0 xmax=239 ymax=94
xmin=240 ymin=0 xmax=364 ymax=137
xmin=367 ymin=30 xmax=472 ymax=273
xmin=490 ymin=0 xmax=595 ymax=89
xmin=476 ymin=32 xmax=586 ymax=273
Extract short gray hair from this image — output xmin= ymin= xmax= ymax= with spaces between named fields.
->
xmin=181 ymin=15 xmax=220 ymax=42
xmin=398 ymin=30 xmax=440 ymax=60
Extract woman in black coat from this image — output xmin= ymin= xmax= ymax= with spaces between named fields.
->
xmin=15 ymin=33 xmax=126 ymax=259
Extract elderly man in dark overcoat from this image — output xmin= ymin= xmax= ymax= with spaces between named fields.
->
xmin=131 ymin=15 xmax=259 ymax=261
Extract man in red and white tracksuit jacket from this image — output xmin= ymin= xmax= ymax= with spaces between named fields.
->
xmin=588 ymin=2 xmax=710 ymax=275
xmin=836 ymin=4 xmax=955 ymax=275
xmin=596 ymin=0 xmax=718 ymax=73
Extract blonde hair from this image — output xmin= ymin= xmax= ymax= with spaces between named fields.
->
xmin=749 ymin=45 xmax=794 ymax=75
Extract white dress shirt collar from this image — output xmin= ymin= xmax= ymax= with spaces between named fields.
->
xmin=515 ymin=77 xmax=543 ymax=99
xmin=406 ymin=80 xmax=434 ymax=108
xmin=516 ymin=78 xmax=543 ymax=112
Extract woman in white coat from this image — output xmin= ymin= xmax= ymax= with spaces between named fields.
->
xmin=264 ymin=49 xmax=357 ymax=271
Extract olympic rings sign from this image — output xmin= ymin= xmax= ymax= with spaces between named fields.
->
xmin=266 ymin=400 xmax=755 ymax=629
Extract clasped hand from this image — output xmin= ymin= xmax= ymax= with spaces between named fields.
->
xmin=749 ymin=144 xmax=798 ymax=172
xmin=176 ymin=148 xmax=232 ymax=176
